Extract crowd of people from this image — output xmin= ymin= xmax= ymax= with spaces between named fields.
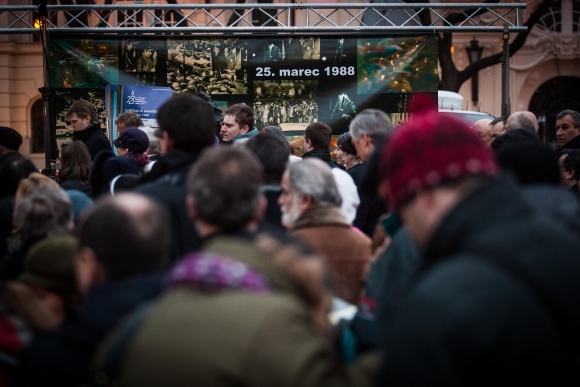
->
xmin=1 ymin=92 xmax=580 ymax=386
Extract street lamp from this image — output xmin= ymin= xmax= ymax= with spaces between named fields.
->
xmin=465 ymin=37 xmax=484 ymax=106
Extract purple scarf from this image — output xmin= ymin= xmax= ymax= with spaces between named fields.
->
xmin=166 ymin=253 xmax=271 ymax=293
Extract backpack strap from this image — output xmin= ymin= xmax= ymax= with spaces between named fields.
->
xmin=91 ymin=302 xmax=154 ymax=386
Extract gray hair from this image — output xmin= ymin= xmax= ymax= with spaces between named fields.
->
xmin=14 ymin=187 xmax=72 ymax=240
xmin=556 ymin=110 xmax=580 ymax=128
xmin=287 ymin=159 xmax=342 ymax=207
xmin=349 ymin=109 xmax=393 ymax=143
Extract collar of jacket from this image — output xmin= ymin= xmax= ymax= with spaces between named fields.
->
xmin=73 ymin=121 xmax=102 ymax=142
xmin=80 ymin=272 xmax=164 ymax=334
xmin=558 ymin=134 xmax=580 ymax=152
xmin=292 ymin=206 xmax=350 ymax=230
xmin=202 ymin=235 xmax=298 ymax=294
xmin=302 ymin=148 xmax=332 ymax=162
xmin=138 ymin=150 xmax=199 ymax=184
xmin=234 ymin=127 xmax=259 ymax=142
xmin=422 ymin=177 xmax=531 ymax=267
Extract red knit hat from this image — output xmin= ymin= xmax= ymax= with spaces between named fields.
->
xmin=381 ymin=94 xmax=499 ymax=211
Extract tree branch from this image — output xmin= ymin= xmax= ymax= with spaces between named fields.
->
xmin=457 ymin=0 xmax=556 ymax=85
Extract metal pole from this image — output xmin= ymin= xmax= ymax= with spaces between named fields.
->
xmin=501 ymin=23 xmax=510 ymax=116
xmin=38 ymin=0 xmax=52 ymax=169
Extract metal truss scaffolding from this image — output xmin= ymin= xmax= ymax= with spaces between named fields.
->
xmin=0 ymin=3 xmax=526 ymax=35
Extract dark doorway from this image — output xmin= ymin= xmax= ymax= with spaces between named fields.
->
xmin=529 ymin=76 xmax=580 ymax=145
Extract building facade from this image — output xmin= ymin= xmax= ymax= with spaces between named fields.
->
xmin=0 ymin=0 xmax=577 ymax=166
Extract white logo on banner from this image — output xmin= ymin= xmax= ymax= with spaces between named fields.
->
xmin=126 ymin=91 xmax=147 ymax=105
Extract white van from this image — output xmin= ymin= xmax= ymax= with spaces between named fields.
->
xmin=438 ymin=90 xmax=495 ymax=124
xmin=56 ymin=121 xmax=74 ymax=137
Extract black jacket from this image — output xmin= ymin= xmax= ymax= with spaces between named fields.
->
xmin=19 ymin=273 xmax=163 ymax=387
xmin=350 ymin=163 xmax=387 ymax=237
xmin=73 ymin=121 xmax=111 ymax=161
xmin=555 ymin=134 xmax=580 ymax=154
xmin=302 ymin=148 xmax=340 ymax=169
xmin=380 ymin=178 xmax=580 ymax=386
xmin=137 ymin=150 xmax=201 ymax=260
xmin=258 ymin=186 xmax=285 ymax=234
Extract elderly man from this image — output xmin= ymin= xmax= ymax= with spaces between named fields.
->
xmin=349 ymin=108 xmax=393 ymax=162
xmin=473 ymin=118 xmax=494 ymax=146
xmin=376 ymin=96 xmax=580 ymax=385
xmin=555 ymin=109 xmax=580 ymax=151
xmin=505 ymin=111 xmax=539 ymax=133
xmin=348 ymin=109 xmax=393 ymax=236
xmin=279 ymin=158 xmax=371 ymax=304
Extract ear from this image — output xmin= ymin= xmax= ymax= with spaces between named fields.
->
xmin=75 ymin=247 xmax=101 ymax=294
xmin=186 ymin=194 xmax=197 ymax=221
xmin=255 ymin=195 xmax=267 ymax=223
xmin=162 ymin=131 xmax=174 ymax=153
xmin=240 ymin=125 xmax=250 ymax=135
xmin=361 ymin=133 xmax=372 ymax=146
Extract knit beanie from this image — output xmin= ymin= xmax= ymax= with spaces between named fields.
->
xmin=19 ymin=236 xmax=78 ymax=292
xmin=113 ymin=127 xmax=150 ymax=154
xmin=382 ymin=94 xmax=499 ymax=211
xmin=263 ymin=126 xmax=291 ymax=149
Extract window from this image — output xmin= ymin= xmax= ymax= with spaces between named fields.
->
xmin=537 ymin=0 xmax=580 ymax=34
xmin=30 ymin=99 xmax=45 ymax=154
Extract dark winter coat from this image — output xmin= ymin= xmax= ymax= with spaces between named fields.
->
xmin=302 ymin=148 xmax=340 ymax=169
xmin=380 ymin=177 xmax=580 ymax=386
xmin=59 ymin=179 xmax=92 ymax=197
xmin=73 ymin=121 xmax=111 ymax=161
xmin=350 ymin=163 xmax=387 ymax=237
xmin=351 ymin=227 xmax=420 ymax=352
xmin=18 ymin=273 xmax=163 ymax=387
xmin=258 ymin=186 xmax=285 ymax=234
xmin=137 ymin=150 xmax=201 ymax=260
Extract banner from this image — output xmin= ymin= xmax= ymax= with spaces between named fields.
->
xmin=47 ymin=35 xmax=438 ymax=159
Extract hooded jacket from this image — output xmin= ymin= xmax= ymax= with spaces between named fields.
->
xmin=380 ymin=178 xmax=580 ymax=386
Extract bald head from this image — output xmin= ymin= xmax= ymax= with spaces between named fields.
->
xmin=506 ymin=111 xmax=539 ymax=133
xmin=78 ymin=193 xmax=170 ymax=281
xmin=473 ymin=119 xmax=494 ymax=147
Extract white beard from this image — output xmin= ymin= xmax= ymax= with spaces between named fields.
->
xmin=281 ymin=196 xmax=301 ymax=229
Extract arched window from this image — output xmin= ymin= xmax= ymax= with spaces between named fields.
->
xmin=30 ymin=99 xmax=45 ymax=154
xmin=537 ymin=0 xmax=580 ymax=34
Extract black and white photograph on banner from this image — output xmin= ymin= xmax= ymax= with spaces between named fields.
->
xmin=256 ymin=37 xmax=321 ymax=62
xmin=329 ymin=92 xmax=357 ymax=120
xmin=166 ymin=38 xmax=248 ymax=95
xmin=253 ymin=80 xmax=318 ymax=130
xmin=120 ymin=39 xmax=167 ymax=86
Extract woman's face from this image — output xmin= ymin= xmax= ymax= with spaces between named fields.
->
xmin=117 ymin=147 xmax=129 ymax=157
xmin=334 ymin=147 xmax=345 ymax=166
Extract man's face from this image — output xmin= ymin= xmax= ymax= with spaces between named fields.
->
xmin=351 ymin=134 xmax=374 ymax=162
xmin=556 ymin=115 xmax=580 ymax=146
xmin=116 ymin=122 xmax=126 ymax=133
xmin=220 ymin=114 xmax=248 ymax=142
xmin=490 ymin=120 xmax=505 ymax=138
xmin=69 ymin=113 xmax=91 ymax=132
xmin=143 ymin=49 xmax=152 ymax=58
xmin=278 ymin=171 xmax=305 ymax=229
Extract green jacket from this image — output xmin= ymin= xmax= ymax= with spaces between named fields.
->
xmin=96 ymin=236 xmax=379 ymax=387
